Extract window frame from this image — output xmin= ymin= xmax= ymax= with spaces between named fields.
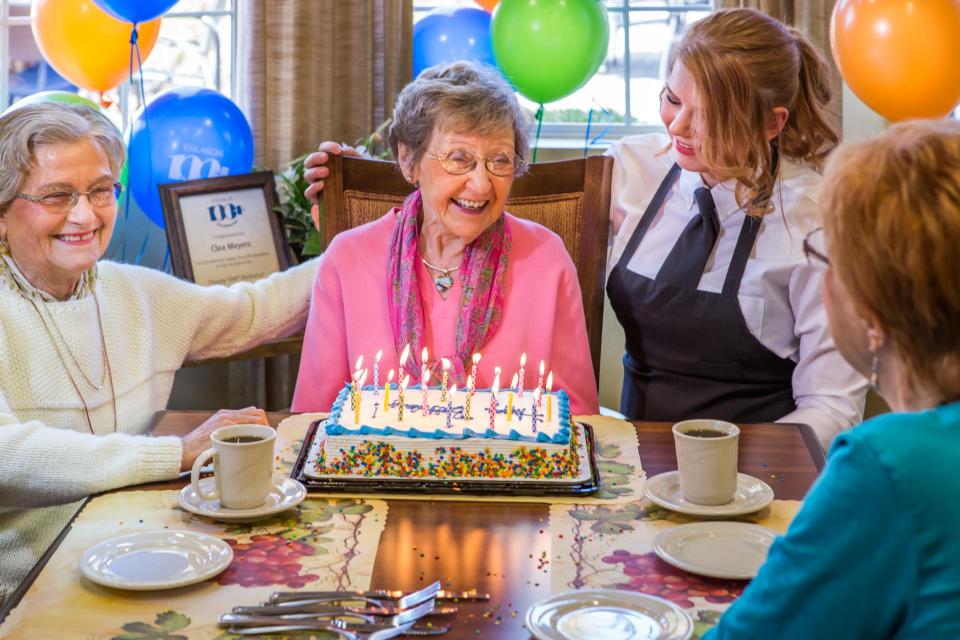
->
xmin=413 ymin=0 xmax=715 ymax=144
xmin=0 ymin=0 xmax=238 ymax=132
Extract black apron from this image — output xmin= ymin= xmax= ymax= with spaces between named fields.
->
xmin=606 ymin=164 xmax=796 ymax=422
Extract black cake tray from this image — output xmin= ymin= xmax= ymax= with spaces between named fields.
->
xmin=290 ymin=419 xmax=601 ymax=497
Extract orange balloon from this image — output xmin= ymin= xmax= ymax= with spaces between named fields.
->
xmin=476 ymin=0 xmax=500 ymax=12
xmin=831 ymin=0 xmax=960 ymax=121
xmin=31 ymin=0 xmax=161 ymax=93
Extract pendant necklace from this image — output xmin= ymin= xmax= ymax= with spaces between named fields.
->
xmin=419 ymin=253 xmax=461 ymax=296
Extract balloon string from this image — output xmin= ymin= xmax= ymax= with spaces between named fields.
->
xmin=533 ymin=104 xmax=544 ymax=163
xmin=583 ymin=108 xmax=593 ymax=159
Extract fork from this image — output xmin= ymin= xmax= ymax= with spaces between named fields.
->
xmin=269 ymin=580 xmax=442 ymax=608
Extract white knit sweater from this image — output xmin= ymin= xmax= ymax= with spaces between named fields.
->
xmin=0 ymin=256 xmax=317 ymax=602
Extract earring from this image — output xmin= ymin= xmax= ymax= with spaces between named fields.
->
xmin=0 ymin=234 xmax=7 ymax=253
xmin=869 ymin=352 xmax=880 ymax=390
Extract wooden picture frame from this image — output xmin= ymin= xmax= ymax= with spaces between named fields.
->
xmin=160 ymin=171 xmax=292 ymax=286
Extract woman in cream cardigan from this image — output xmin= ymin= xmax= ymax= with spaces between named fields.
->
xmin=0 ymin=103 xmax=317 ymax=603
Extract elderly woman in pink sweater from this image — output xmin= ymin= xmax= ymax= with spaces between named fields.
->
xmin=292 ymin=62 xmax=598 ymax=414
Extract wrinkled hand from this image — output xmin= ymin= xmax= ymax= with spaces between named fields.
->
xmin=303 ymin=141 xmax=362 ymax=204
xmin=179 ymin=407 xmax=270 ymax=471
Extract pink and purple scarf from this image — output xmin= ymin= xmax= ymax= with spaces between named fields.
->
xmin=387 ymin=190 xmax=511 ymax=383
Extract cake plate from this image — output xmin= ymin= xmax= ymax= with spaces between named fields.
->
xmin=290 ymin=420 xmax=601 ymax=497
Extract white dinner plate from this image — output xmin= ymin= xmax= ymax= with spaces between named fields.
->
xmin=653 ymin=521 xmax=776 ymax=580
xmin=79 ymin=530 xmax=232 ymax=590
xmin=644 ymin=471 xmax=774 ymax=517
xmin=178 ymin=477 xmax=306 ymax=521
xmin=526 ymin=588 xmax=693 ymax=640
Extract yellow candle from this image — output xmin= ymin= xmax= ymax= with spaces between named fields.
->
xmin=383 ymin=369 xmax=395 ymax=410
xmin=507 ymin=372 xmax=518 ymax=422
xmin=440 ymin=358 xmax=450 ymax=403
xmin=399 ymin=375 xmax=410 ymax=421
xmin=354 ymin=369 xmax=367 ymax=424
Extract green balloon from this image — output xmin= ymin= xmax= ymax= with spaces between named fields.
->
xmin=491 ymin=0 xmax=609 ymax=104
xmin=4 ymin=90 xmax=102 ymax=116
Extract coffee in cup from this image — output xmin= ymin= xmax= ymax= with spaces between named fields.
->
xmin=190 ymin=424 xmax=276 ymax=510
xmin=672 ymin=419 xmax=740 ymax=505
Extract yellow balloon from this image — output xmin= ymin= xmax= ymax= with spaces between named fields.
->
xmin=831 ymin=0 xmax=960 ymax=121
xmin=31 ymin=0 xmax=161 ymax=94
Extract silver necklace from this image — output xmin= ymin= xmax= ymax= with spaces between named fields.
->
xmin=419 ymin=253 xmax=461 ymax=295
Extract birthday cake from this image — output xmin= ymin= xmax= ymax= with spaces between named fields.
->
xmin=303 ymin=384 xmax=590 ymax=483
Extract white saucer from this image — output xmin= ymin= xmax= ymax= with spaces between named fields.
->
xmin=653 ymin=521 xmax=776 ymax=580
xmin=526 ymin=588 xmax=693 ymax=640
xmin=79 ymin=530 xmax=232 ymax=590
xmin=644 ymin=471 xmax=774 ymax=517
xmin=178 ymin=477 xmax=306 ymax=521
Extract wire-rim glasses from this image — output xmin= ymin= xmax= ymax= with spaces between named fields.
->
xmin=16 ymin=181 xmax=124 ymax=215
xmin=802 ymin=226 xmax=830 ymax=267
xmin=427 ymin=149 xmax=525 ymax=177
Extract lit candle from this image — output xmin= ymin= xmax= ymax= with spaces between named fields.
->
xmin=399 ymin=375 xmax=410 ymax=421
xmin=517 ymin=352 xmax=527 ymax=398
xmin=466 ymin=353 xmax=481 ymax=420
xmin=400 ymin=344 xmax=411 ymax=372
xmin=421 ymin=367 xmax=431 ymax=417
xmin=421 ymin=346 xmax=430 ymax=374
xmin=373 ymin=349 xmax=383 ymax=396
xmin=383 ymin=369 xmax=394 ymax=410
xmin=446 ymin=384 xmax=457 ymax=429
xmin=354 ymin=369 xmax=368 ymax=424
xmin=507 ymin=373 xmax=518 ymax=423
xmin=489 ymin=372 xmax=500 ymax=431
xmin=535 ymin=360 xmax=545 ymax=408
xmin=546 ymin=371 xmax=554 ymax=422
xmin=440 ymin=358 xmax=450 ymax=403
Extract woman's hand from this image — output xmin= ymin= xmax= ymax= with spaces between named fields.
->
xmin=179 ymin=407 xmax=270 ymax=472
xmin=303 ymin=141 xmax=362 ymax=204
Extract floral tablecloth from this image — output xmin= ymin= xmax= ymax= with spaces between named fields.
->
xmin=550 ymin=499 xmax=802 ymax=638
xmin=277 ymin=413 xmax=646 ymax=504
xmin=0 ymin=490 xmax=387 ymax=639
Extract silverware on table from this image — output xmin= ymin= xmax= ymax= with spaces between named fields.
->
xmin=227 ymin=620 xmax=414 ymax=639
xmin=223 ymin=600 xmax=435 ymax=628
xmin=270 ymin=584 xmax=488 ymax=604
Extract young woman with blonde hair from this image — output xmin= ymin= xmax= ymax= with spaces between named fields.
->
xmin=705 ymin=117 xmax=960 ymax=640
xmin=606 ymin=8 xmax=865 ymax=447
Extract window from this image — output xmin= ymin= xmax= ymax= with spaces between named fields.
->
xmin=0 ymin=0 xmax=237 ymax=131
xmin=414 ymin=0 xmax=714 ymax=145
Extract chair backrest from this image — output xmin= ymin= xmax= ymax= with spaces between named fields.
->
xmin=322 ymin=154 xmax=613 ymax=382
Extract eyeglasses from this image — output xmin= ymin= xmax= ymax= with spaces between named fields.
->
xmin=16 ymin=181 xmax=124 ymax=215
xmin=802 ymin=227 xmax=830 ymax=267
xmin=427 ymin=149 xmax=525 ymax=177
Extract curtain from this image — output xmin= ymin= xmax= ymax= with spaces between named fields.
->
xmin=717 ymin=0 xmax=842 ymax=134
xmin=238 ymin=0 xmax=413 ymax=170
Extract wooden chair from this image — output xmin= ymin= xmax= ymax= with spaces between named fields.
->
xmin=322 ymin=154 xmax=613 ymax=383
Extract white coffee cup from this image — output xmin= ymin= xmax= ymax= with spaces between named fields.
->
xmin=190 ymin=424 xmax=276 ymax=510
xmin=673 ymin=419 xmax=740 ymax=505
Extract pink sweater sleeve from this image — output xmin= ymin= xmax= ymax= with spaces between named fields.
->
xmin=291 ymin=246 xmax=351 ymax=412
xmin=549 ymin=251 xmax=600 ymax=415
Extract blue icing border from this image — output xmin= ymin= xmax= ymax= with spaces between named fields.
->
xmin=328 ymin=384 xmax=571 ymax=444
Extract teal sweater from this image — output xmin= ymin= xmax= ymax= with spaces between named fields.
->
xmin=706 ymin=402 xmax=960 ymax=639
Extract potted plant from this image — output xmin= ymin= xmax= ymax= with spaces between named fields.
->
xmin=274 ymin=119 xmax=393 ymax=260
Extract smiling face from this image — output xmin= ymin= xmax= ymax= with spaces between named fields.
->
xmin=0 ymin=138 xmax=117 ymax=296
xmin=660 ymin=63 xmax=716 ymax=182
xmin=402 ymin=124 xmax=516 ymax=245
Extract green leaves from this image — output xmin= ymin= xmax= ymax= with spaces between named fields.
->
xmin=113 ymin=611 xmax=190 ymax=640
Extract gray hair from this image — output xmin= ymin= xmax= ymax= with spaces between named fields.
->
xmin=0 ymin=103 xmax=126 ymax=214
xmin=388 ymin=61 xmax=530 ymax=174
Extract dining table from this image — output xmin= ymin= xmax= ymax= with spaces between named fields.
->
xmin=0 ymin=412 xmax=824 ymax=639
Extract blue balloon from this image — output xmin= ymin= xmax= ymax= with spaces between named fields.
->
xmin=93 ymin=0 xmax=178 ymax=24
xmin=413 ymin=7 xmax=496 ymax=78
xmin=126 ymin=87 xmax=254 ymax=228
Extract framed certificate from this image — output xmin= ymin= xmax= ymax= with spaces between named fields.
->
xmin=160 ymin=172 xmax=293 ymax=286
